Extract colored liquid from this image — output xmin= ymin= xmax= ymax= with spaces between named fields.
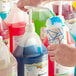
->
xmin=43 ymin=37 xmax=54 ymax=76
xmin=13 ymin=44 xmax=48 ymax=76
xmin=32 ymin=11 xmax=54 ymax=76
xmin=14 ymin=45 xmax=43 ymax=57
xmin=0 ymin=13 xmax=8 ymax=20
xmin=32 ymin=11 xmax=51 ymax=36
xmin=53 ymin=3 xmax=74 ymax=20
xmin=8 ymin=22 xmax=26 ymax=53
xmin=8 ymin=22 xmax=26 ymax=36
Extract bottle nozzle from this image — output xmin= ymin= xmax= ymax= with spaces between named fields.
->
xmin=25 ymin=7 xmax=35 ymax=32
xmin=26 ymin=23 xmax=35 ymax=32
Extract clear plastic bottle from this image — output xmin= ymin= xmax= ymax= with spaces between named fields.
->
xmin=5 ymin=3 xmax=29 ymax=51
xmin=31 ymin=7 xmax=54 ymax=76
xmin=13 ymin=9 xmax=48 ymax=75
xmin=0 ymin=0 xmax=11 ymax=20
xmin=32 ymin=7 xmax=51 ymax=36
xmin=46 ymin=16 xmax=74 ymax=76
xmin=0 ymin=36 xmax=17 ymax=76
xmin=51 ymin=1 xmax=74 ymax=20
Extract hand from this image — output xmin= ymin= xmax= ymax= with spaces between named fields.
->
xmin=48 ymin=44 xmax=76 ymax=67
xmin=17 ymin=0 xmax=50 ymax=11
xmin=17 ymin=0 xmax=72 ymax=11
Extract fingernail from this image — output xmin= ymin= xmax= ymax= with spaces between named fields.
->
xmin=17 ymin=2 xmax=21 ymax=7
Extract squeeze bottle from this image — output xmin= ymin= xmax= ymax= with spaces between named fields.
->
xmin=0 ymin=36 xmax=17 ymax=76
xmin=0 ymin=0 xmax=11 ymax=20
xmin=32 ymin=7 xmax=52 ymax=36
xmin=46 ymin=16 xmax=74 ymax=76
xmin=13 ymin=9 xmax=48 ymax=76
xmin=5 ymin=3 xmax=28 ymax=52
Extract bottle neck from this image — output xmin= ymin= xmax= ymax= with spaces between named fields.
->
xmin=26 ymin=23 xmax=35 ymax=32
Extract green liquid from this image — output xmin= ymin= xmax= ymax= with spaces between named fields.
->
xmin=32 ymin=11 xmax=51 ymax=36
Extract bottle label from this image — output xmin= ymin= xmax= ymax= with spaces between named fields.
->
xmin=45 ymin=27 xmax=67 ymax=45
xmin=55 ymin=62 xmax=74 ymax=76
xmin=3 ymin=38 xmax=9 ymax=47
xmin=8 ymin=65 xmax=17 ymax=76
xmin=8 ymin=72 xmax=17 ymax=76
xmin=24 ymin=60 xmax=48 ymax=76
xmin=45 ymin=27 xmax=74 ymax=76
xmin=0 ymin=0 xmax=10 ymax=13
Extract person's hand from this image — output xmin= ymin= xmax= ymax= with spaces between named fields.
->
xmin=48 ymin=44 xmax=76 ymax=67
xmin=17 ymin=0 xmax=72 ymax=11
xmin=17 ymin=0 xmax=50 ymax=11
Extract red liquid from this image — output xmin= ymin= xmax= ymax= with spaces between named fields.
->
xmin=43 ymin=37 xmax=54 ymax=76
xmin=8 ymin=22 xmax=26 ymax=53
xmin=42 ymin=33 xmax=75 ymax=76
xmin=53 ymin=3 xmax=74 ymax=20
xmin=8 ymin=22 xmax=26 ymax=36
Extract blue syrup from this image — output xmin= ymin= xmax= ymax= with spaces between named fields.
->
xmin=13 ymin=44 xmax=48 ymax=76
xmin=0 ymin=13 xmax=8 ymax=20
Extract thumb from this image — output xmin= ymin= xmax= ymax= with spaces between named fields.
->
xmin=47 ymin=44 xmax=59 ymax=51
xmin=17 ymin=0 xmax=28 ymax=11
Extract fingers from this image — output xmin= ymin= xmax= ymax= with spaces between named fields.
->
xmin=41 ymin=0 xmax=51 ymax=5
xmin=48 ymin=44 xmax=58 ymax=62
xmin=17 ymin=0 xmax=28 ymax=12
xmin=48 ymin=44 xmax=58 ymax=51
xmin=17 ymin=6 xmax=28 ymax=12
xmin=48 ymin=48 xmax=56 ymax=62
xmin=17 ymin=0 xmax=24 ymax=8
xmin=17 ymin=0 xmax=50 ymax=12
xmin=48 ymin=51 xmax=55 ymax=57
xmin=48 ymin=51 xmax=55 ymax=61
xmin=20 ymin=7 xmax=28 ymax=12
xmin=30 ymin=0 xmax=42 ymax=6
xmin=50 ymin=57 xmax=55 ymax=61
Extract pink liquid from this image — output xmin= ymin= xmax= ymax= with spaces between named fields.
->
xmin=53 ymin=3 xmax=74 ymax=20
xmin=0 ymin=55 xmax=17 ymax=76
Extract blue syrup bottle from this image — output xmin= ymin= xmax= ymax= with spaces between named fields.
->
xmin=0 ymin=0 xmax=11 ymax=19
xmin=13 ymin=22 xmax=48 ymax=76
